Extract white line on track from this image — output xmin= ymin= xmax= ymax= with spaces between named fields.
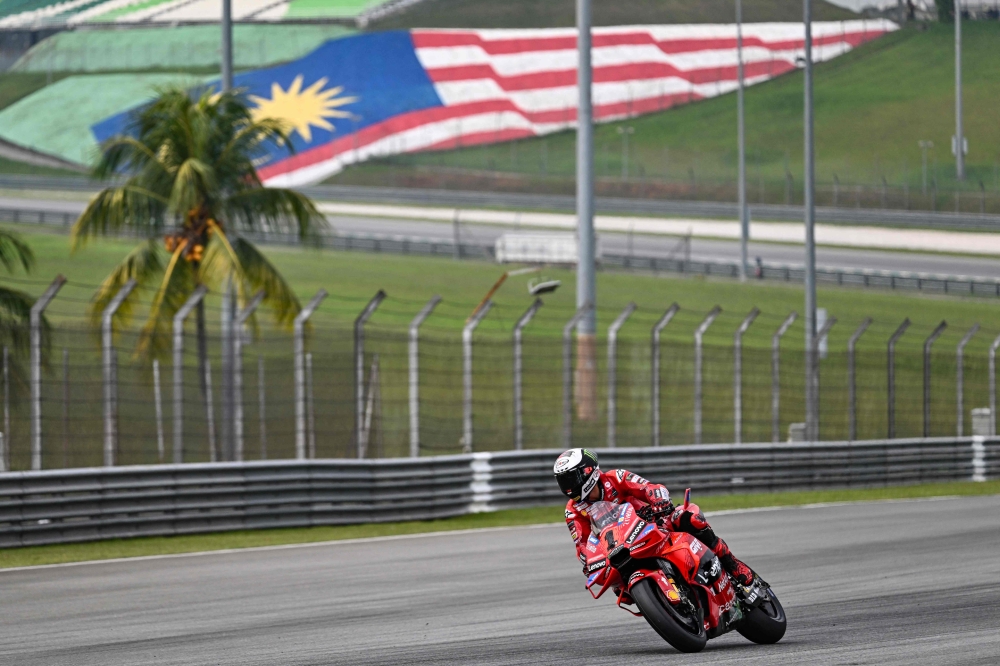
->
xmin=0 ymin=494 xmax=973 ymax=574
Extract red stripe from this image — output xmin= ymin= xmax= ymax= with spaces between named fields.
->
xmin=259 ymin=91 xmax=703 ymax=181
xmin=427 ymin=58 xmax=796 ymax=91
xmin=413 ymin=29 xmax=885 ymax=56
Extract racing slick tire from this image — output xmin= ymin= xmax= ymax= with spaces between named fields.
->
xmin=631 ymin=577 xmax=708 ymax=653
xmin=736 ymin=588 xmax=787 ymax=644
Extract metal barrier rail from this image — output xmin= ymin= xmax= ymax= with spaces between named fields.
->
xmin=2 ymin=175 xmax=999 ymax=231
xmin=1 ymin=437 xmax=995 ymax=547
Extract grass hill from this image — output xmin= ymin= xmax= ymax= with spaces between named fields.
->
xmin=330 ymin=22 xmax=1000 ymax=206
xmin=374 ymin=0 xmax=856 ymax=29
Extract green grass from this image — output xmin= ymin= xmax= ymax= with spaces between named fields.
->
xmin=374 ymin=0 xmax=854 ymax=29
xmin=334 ymin=23 xmax=1000 ymax=201
xmin=1 ymin=480 xmax=996 ymax=568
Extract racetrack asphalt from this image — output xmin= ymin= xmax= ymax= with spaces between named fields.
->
xmin=4 ymin=194 xmax=1000 ymax=278
xmin=2 ymin=495 xmax=998 ymax=665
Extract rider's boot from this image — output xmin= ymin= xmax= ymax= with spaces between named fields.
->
xmin=710 ymin=537 xmax=755 ymax=588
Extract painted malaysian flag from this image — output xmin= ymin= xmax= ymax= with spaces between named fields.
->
xmin=92 ymin=21 xmax=896 ymax=188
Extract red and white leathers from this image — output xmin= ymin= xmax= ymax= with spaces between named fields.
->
xmin=564 ymin=468 xmax=754 ymax=586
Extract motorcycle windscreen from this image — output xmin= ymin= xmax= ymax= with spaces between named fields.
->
xmin=587 ymin=501 xmax=624 ymax=534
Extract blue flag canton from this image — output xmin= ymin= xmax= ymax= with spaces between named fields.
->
xmin=91 ymin=31 xmax=443 ymax=165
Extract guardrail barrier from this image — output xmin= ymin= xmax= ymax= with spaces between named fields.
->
xmin=1 ymin=437 xmax=995 ymax=547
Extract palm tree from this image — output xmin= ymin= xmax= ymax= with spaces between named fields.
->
xmin=0 ymin=229 xmax=36 ymax=347
xmin=72 ymin=86 xmax=327 ymax=370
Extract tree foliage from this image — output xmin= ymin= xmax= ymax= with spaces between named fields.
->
xmin=73 ymin=86 xmax=328 ymax=360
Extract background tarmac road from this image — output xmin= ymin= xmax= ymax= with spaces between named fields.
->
xmin=3 ymin=195 xmax=999 ymax=278
xmin=2 ymin=495 xmax=999 ymax=665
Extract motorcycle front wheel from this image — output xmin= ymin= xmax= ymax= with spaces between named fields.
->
xmin=631 ymin=577 xmax=708 ymax=653
xmin=736 ymin=588 xmax=787 ymax=644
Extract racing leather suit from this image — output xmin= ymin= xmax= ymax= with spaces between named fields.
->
xmin=563 ymin=469 xmax=753 ymax=585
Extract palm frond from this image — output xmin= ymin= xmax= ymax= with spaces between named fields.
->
xmin=0 ymin=285 xmax=34 ymax=355
xmin=0 ymin=230 xmax=34 ymax=273
xmin=72 ymin=186 xmax=169 ymax=248
xmin=135 ymin=242 xmax=198 ymax=361
xmin=88 ymin=240 xmax=165 ymax=332
xmin=223 ymin=187 xmax=327 ymax=240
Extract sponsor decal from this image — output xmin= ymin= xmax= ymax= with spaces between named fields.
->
xmin=638 ymin=524 xmax=656 ymax=539
xmin=690 ymin=541 xmax=703 ymax=555
xmin=587 ymin=559 xmax=607 ymax=573
xmin=667 ymin=589 xmax=681 ymax=602
xmin=587 ymin=533 xmax=600 ymax=545
xmin=615 ymin=469 xmax=626 ymax=482
xmin=585 ymin=541 xmax=598 ymax=553
xmin=630 ymin=539 xmax=648 ymax=550
xmin=628 ymin=571 xmax=645 ymax=585
xmin=565 ymin=509 xmax=575 ymax=520
xmin=625 ymin=521 xmax=646 ymax=544
xmin=627 ymin=473 xmax=648 ymax=485
xmin=710 ymin=557 xmax=721 ymax=577
xmin=579 ymin=553 xmax=587 ymax=565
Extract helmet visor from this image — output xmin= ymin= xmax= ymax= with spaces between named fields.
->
xmin=556 ymin=467 xmax=588 ymax=499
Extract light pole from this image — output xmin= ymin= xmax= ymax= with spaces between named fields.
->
xmin=222 ymin=0 xmax=233 ymax=92
xmin=918 ymin=140 xmax=933 ymax=195
xmin=803 ymin=0 xmax=818 ymax=439
xmin=736 ymin=0 xmax=749 ymax=281
xmin=576 ymin=0 xmax=598 ymax=420
xmin=617 ymin=125 xmax=634 ymax=180
xmin=954 ymin=0 xmax=965 ymax=181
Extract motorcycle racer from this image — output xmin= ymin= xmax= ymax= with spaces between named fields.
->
xmin=554 ymin=448 xmax=756 ymax=588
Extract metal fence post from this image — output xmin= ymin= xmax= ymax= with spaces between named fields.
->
xmin=956 ymin=323 xmax=980 ymax=437
xmin=172 ymin=286 xmax=207 ymax=464
xmin=811 ymin=316 xmax=837 ymax=441
xmin=1 ymin=346 xmax=7 ymax=472
xmin=101 ymin=279 xmax=137 ymax=467
xmin=463 ymin=300 xmax=493 ymax=453
xmin=306 ymin=352 xmax=315 ymax=458
xmin=922 ymin=321 xmax=948 ymax=438
xmin=694 ymin=306 xmax=721 ymax=445
xmin=294 ymin=289 xmax=327 ymax=460
xmin=233 ymin=291 xmax=264 ymax=462
xmin=153 ymin=359 xmax=164 ymax=462
xmin=848 ymin=318 xmax=872 ymax=441
xmin=205 ymin=358 xmax=217 ymax=462
xmin=887 ymin=318 xmax=911 ymax=439
xmin=607 ymin=302 xmax=637 ymax=448
xmin=30 ymin=275 xmax=65 ymax=470
xmin=990 ymin=333 xmax=1000 ymax=437
xmin=563 ymin=305 xmax=592 ymax=447
xmin=733 ymin=307 xmax=760 ymax=444
xmin=258 ymin=355 xmax=266 ymax=459
xmin=409 ymin=295 xmax=441 ymax=457
xmin=355 ymin=290 xmax=386 ymax=458
xmin=513 ymin=298 xmax=543 ymax=451
xmin=771 ymin=312 xmax=797 ymax=443
xmin=651 ymin=303 xmax=679 ymax=447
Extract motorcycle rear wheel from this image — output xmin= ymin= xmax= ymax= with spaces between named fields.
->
xmin=736 ymin=588 xmax=787 ymax=644
xmin=631 ymin=577 xmax=708 ymax=653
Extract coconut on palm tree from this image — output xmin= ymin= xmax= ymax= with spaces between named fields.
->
xmin=72 ymin=86 xmax=327 ymax=365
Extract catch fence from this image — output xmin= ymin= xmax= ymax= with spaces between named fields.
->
xmin=2 ymin=274 xmax=1000 ymax=472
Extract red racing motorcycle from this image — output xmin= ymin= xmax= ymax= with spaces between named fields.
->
xmin=581 ymin=492 xmax=786 ymax=653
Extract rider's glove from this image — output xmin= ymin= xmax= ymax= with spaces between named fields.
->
xmin=645 ymin=486 xmax=673 ymax=515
